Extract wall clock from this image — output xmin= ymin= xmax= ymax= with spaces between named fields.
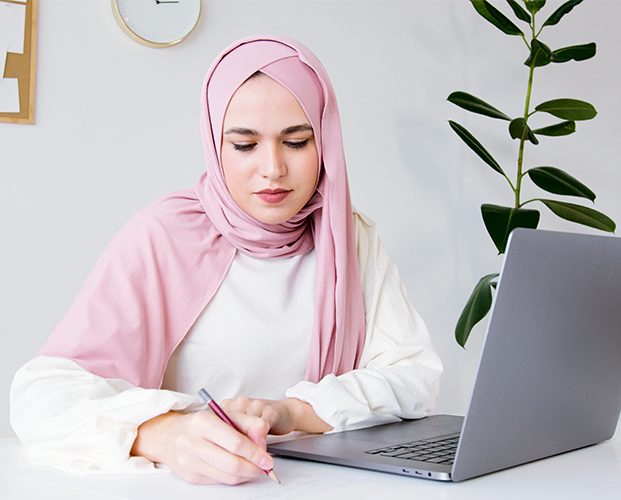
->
xmin=112 ymin=0 xmax=201 ymax=48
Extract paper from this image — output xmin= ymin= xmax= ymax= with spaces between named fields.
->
xmin=1 ymin=43 xmax=7 ymax=75
xmin=0 ymin=0 xmax=26 ymax=54
xmin=0 ymin=76 xmax=19 ymax=112
xmin=8 ymin=457 xmax=367 ymax=500
xmin=1 ymin=42 xmax=19 ymax=112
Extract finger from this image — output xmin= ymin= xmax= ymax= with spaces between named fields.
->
xmin=246 ymin=421 xmax=269 ymax=450
xmin=219 ymin=398 xmax=236 ymax=413
xmin=225 ymin=412 xmax=273 ymax=461
xmin=171 ymin=413 xmax=271 ymax=485
xmin=176 ymin=436 xmax=265 ymax=485
xmin=221 ymin=396 xmax=251 ymax=414
xmin=199 ymin=411 xmax=273 ymax=471
xmin=224 ymin=397 xmax=278 ymax=426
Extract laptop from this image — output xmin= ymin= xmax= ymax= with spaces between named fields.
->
xmin=268 ymin=228 xmax=621 ymax=482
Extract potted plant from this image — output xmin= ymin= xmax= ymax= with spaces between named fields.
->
xmin=448 ymin=0 xmax=615 ymax=348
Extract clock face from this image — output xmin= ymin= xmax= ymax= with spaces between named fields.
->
xmin=113 ymin=0 xmax=201 ymax=48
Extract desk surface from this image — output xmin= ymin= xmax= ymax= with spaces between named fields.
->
xmin=2 ymin=435 xmax=621 ymax=500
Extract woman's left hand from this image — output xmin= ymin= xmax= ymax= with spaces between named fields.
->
xmin=220 ymin=397 xmax=332 ymax=435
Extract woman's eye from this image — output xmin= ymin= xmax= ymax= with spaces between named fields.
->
xmin=232 ymin=143 xmax=255 ymax=152
xmin=284 ymin=139 xmax=309 ymax=149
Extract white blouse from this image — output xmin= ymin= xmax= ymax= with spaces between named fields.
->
xmin=161 ymin=248 xmax=316 ymax=401
xmin=10 ymin=211 xmax=443 ymax=475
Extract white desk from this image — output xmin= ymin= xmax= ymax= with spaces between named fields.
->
xmin=2 ymin=435 xmax=621 ymax=500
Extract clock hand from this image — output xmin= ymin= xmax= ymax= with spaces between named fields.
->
xmin=155 ymin=1 xmax=180 ymax=4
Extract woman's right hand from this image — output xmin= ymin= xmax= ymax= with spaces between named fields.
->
xmin=131 ymin=410 xmax=273 ymax=485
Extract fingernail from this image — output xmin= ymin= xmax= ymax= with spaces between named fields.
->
xmin=259 ymin=455 xmax=273 ymax=469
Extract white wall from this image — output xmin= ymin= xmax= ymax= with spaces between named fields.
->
xmin=2 ymin=0 xmax=620 ymax=438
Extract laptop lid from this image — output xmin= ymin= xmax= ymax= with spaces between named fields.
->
xmin=451 ymin=228 xmax=621 ymax=480
xmin=268 ymin=229 xmax=621 ymax=482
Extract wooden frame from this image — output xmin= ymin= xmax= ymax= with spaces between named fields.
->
xmin=0 ymin=0 xmax=37 ymax=124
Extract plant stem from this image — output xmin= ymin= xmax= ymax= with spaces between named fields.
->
xmin=515 ymin=18 xmax=538 ymax=209
xmin=515 ymin=65 xmax=535 ymax=208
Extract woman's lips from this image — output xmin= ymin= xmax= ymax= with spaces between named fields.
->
xmin=255 ymin=189 xmax=291 ymax=204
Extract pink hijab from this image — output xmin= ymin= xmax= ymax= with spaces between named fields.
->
xmin=38 ymin=35 xmax=366 ymax=389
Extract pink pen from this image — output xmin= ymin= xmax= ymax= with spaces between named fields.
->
xmin=198 ymin=388 xmax=280 ymax=484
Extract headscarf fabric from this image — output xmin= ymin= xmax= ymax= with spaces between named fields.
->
xmin=38 ymin=35 xmax=366 ymax=389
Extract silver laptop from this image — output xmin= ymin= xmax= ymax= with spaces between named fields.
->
xmin=268 ymin=228 xmax=621 ymax=481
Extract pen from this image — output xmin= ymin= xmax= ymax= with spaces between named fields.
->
xmin=198 ymin=388 xmax=281 ymax=484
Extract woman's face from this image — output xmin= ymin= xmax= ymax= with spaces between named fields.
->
xmin=221 ymin=74 xmax=319 ymax=225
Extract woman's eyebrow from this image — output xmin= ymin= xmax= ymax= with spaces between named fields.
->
xmin=281 ymin=124 xmax=313 ymax=135
xmin=223 ymin=124 xmax=313 ymax=136
xmin=223 ymin=127 xmax=258 ymax=136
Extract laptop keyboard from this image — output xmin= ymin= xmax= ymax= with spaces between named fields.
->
xmin=364 ymin=432 xmax=460 ymax=465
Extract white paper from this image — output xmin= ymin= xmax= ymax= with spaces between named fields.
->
xmin=0 ymin=77 xmax=19 ymax=112
xmin=1 ymin=44 xmax=7 ymax=76
xmin=0 ymin=1 xmax=27 ymax=54
xmin=8 ymin=457 xmax=367 ymax=500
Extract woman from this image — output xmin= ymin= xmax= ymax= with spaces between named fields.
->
xmin=10 ymin=35 xmax=442 ymax=485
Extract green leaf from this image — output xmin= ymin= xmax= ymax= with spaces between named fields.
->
xmin=542 ymin=0 xmax=584 ymax=28
xmin=524 ymin=38 xmax=552 ymax=67
xmin=449 ymin=121 xmax=506 ymax=176
xmin=447 ymin=91 xmax=511 ymax=121
xmin=455 ymin=273 xmax=500 ymax=348
xmin=535 ymin=99 xmax=597 ymax=121
xmin=509 ymin=117 xmax=539 ymax=144
xmin=470 ymin=0 xmax=524 ymax=36
xmin=532 ymin=120 xmax=576 ymax=136
xmin=507 ymin=0 xmax=531 ymax=23
xmin=552 ymin=42 xmax=596 ymax=63
xmin=527 ymin=166 xmax=595 ymax=201
xmin=524 ymin=1 xmax=546 ymax=15
xmin=481 ymin=204 xmax=541 ymax=254
xmin=540 ymin=199 xmax=616 ymax=232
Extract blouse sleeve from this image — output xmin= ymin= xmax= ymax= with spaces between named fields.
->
xmin=10 ymin=355 xmax=202 ymax=474
xmin=285 ymin=210 xmax=443 ymax=431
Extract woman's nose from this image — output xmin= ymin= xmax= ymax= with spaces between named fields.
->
xmin=259 ymin=144 xmax=287 ymax=179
